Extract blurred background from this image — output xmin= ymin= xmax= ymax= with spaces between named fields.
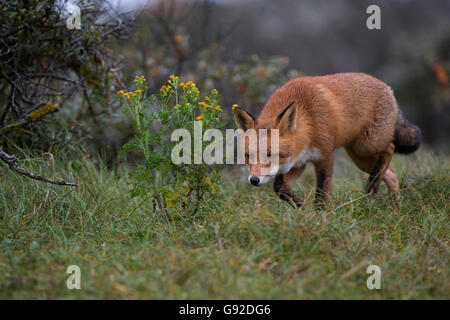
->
xmin=1 ymin=0 xmax=449 ymax=163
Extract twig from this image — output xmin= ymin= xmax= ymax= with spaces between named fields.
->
xmin=0 ymin=102 xmax=59 ymax=134
xmin=0 ymin=147 xmax=78 ymax=187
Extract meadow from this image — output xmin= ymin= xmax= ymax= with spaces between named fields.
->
xmin=0 ymin=148 xmax=448 ymax=299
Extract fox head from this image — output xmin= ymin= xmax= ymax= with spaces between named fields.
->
xmin=233 ymin=101 xmax=298 ymax=186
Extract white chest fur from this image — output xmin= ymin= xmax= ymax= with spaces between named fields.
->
xmin=275 ymin=146 xmax=322 ymax=175
xmin=293 ymin=146 xmax=322 ymax=168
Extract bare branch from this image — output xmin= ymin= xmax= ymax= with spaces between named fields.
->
xmin=0 ymin=102 xmax=60 ymax=134
xmin=0 ymin=147 xmax=78 ymax=187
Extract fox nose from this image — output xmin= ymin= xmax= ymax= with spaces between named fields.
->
xmin=249 ymin=176 xmax=260 ymax=186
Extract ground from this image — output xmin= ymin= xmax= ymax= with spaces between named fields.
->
xmin=0 ymin=149 xmax=448 ymax=299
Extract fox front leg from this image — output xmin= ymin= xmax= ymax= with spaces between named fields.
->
xmin=273 ymin=167 xmax=305 ymax=208
xmin=313 ymin=155 xmax=334 ymax=207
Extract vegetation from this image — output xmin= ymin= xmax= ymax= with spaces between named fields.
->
xmin=0 ymin=148 xmax=448 ymax=299
xmin=0 ymin=0 xmax=133 ymax=149
xmin=119 ymin=75 xmax=225 ymax=215
xmin=0 ymin=0 xmax=448 ymax=300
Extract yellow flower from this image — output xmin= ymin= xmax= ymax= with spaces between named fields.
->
xmin=198 ymin=102 xmax=209 ymax=107
xmin=168 ymin=75 xmax=179 ymax=85
xmin=196 ymin=115 xmax=204 ymax=120
xmin=232 ymin=104 xmax=238 ymax=110
xmin=165 ymin=191 xmax=179 ymax=208
xmin=160 ymin=85 xmax=173 ymax=97
xmin=204 ymin=177 xmax=217 ymax=196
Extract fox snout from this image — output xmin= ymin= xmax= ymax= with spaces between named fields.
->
xmin=249 ymin=176 xmax=260 ymax=186
xmin=248 ymin=174 xmax=275 ymax=186
xmin=247 ymin=161 xmax=280 ymax=186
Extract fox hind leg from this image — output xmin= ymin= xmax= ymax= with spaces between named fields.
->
xmin=366 ymin=143 xmax=394 ymax=194
xmin=345 ymin=143 xmax=398 ymax=195
xmin=383 ymin=166 xmax=400 ymax=199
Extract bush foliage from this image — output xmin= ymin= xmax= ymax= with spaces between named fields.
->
xmin=119 ymin=75 xmax=226 ymax=216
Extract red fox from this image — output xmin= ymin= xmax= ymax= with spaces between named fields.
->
xmin=233 ymin=72 xmax=421 ymax=207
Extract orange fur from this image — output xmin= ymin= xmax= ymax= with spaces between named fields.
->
xmin=234 ymin=72 xmax=421 ymax=207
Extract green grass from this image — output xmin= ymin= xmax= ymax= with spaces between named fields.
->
xmin=0 ymin=149 xmax=448 ymax=299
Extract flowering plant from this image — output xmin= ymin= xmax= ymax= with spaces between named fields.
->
xmin=118 ymin=75 xmax=228 ymax=216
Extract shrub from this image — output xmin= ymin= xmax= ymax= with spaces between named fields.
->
xmin=119 ymin=75 xmax=227 ymax=216
xmin=0 ymin=0 xmax=134 ymax=150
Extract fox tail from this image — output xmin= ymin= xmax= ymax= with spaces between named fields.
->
xmin=393 ymin=110 xmax=422 ymax=154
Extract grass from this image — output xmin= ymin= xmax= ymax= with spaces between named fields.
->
xmin=0 ymin=148 xmax=448 ymax=299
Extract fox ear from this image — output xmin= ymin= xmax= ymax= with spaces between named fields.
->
xmin=277 ymin=101 xmax=297 ymax=135
xmin=233 ymin=107 xmax=255 ymax=131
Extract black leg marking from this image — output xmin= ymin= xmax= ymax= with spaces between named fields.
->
xmin=273 ymin=174 xmax=284 ymax=194
xmin=315 ymin=167 xmax=328 ymax=203
xmin=367 ymin=156 xmax=385 ymax=194
xmin=274 ymin=174 xmax=304 ymax=208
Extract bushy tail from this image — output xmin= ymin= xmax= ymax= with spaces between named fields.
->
xmin=394 ymin=110 xmax=422 ymax=154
